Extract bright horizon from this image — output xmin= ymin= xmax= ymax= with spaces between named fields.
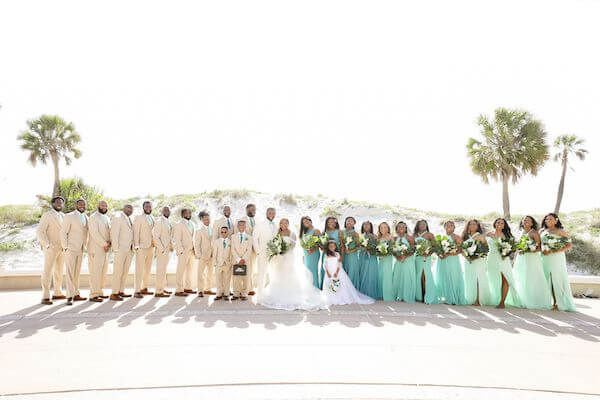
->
xmin=1 ymin=0 xmax=599 ymax=215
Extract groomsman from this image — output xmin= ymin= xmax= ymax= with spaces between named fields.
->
xmin=110 ymin=204 xmax=134 ymax=301
xmin=60 ymin=198 xmax=89 ymax=305
xmin=231 ymin=220 xmax=252 ymax=300
xmin=235 ymin=203 xmax=257 ymax=295
xmin=87 ymin=200 xmax=111 ymax=302
xmin=253 ymin=207 xmax=278 ymax=294
xmin=133 ymin=201 xmax=155 ymax=298
xmin=174 ymin=208 xmax=195 ymax=296
xmin=212 ymin=226 xmax=233 ymax=300
xmin=193 ymin=210 xmax=215 ymax=297
xmin=213 ymin=206 xmax=234 ymax=238
xmin=36 ymin=196 xmax=66 ymax=304
xmin=152 ymin=206 xmax=173 ymax=297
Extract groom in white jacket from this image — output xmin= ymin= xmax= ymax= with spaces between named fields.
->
xmin=252 ymin=207 xmax=278 ymax=295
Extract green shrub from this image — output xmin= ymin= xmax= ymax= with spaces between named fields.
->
xmin=568 ymin=236 xmax=600 ymax=275
xmin=0 ymin=240 xmax=27 ymax=252
xmin=0 ymin=205 xmax=41 ymax=226
xmin=38 ymin=177 xmax=105 ymax=214
xmin=320 ymin=206 xmax=342 ymax=218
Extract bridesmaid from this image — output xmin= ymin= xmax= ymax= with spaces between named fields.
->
xmin=461 ymin=219 xmax=492 ymax=306
xmin=299 ymin=216 xmax=322 ymax=289
xmin=341 ymin=217 xmax=361 ymax=287
xmin=358 ymin=221 xmax=379 ymax=299
xmin=540 ymin=213 xmax=576 ymax=312
xmin=377 ymin=222 xmax=395 ymax=301
xmin=435 ymin=221 xmax=465 ymax=305
xmin=486 ymin=218 xmax=522 ymax=309
xmin=413 ymin=220 xmax=438 ymax=304
xmin=513 ymin=216 xmax=552 ymax=310
xmin=392 ymin=221 xmax=416 ymax=303
xmin=321 ymin=216 xmax=342 ymax=289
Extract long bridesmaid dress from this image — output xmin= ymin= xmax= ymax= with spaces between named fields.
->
xmin=302 ymin=228 xmax=321 ymax=289
xmin=392 ymin=236 xmax=416 ymax=303
xmin=320 ymin=229 xmax=341 ymax=290
xmin=414 ymin=235 xmax=438 ymax=304
xmin=462 ymin=233 xmax=492 ymax=305
xmin=540 ymin=232 xmax=576 ymax=312
xmin=342 ymin=229 xmax=361 ymax=289
xmin=513 ymin=248 xmax=552 ymax=310
xmin=378 ymin=240 xmax=395 ymax=301
xmin=435 ymin=238 xmax=465 ymax=305
xmin=358 ymin=233 xmax=379 ymax=299
xmin=486 ymin=236 xmax=522 ymax=308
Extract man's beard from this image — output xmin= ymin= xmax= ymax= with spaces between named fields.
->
xmin=184 ymin=216 xmax=191 ymax=220
xmin=144 ymin=210 xmax=152 ymax=215
xmin=247 ymin=212 xmax=255 ymax=217
xmin=52 ymin=206 xmax=62 ymax=212
xmin=98 ymin=208 xmax=107 ymax=214
xmin=163 ymin=214 xmax=170 ymax=219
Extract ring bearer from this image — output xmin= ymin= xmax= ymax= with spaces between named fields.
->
xmin=231 ymin=220 xmax=252 ymax=300
xmin=212 ymin=226 xmax=233 ymax=300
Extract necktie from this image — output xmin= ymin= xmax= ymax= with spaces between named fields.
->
xmin=227 ymin=219 xmax=231 ymax=230
xmin=79 ymin=212 xmax=86 ymax=226
xmin=250 ymin=218 xmax=254 ymax=229
xmin=223 ymin=239 xmax=226 ymax=249
xmin=240 ymin=233 xmax=243 ymax=242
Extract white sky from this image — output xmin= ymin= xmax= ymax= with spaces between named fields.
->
xmin=0 ymin=0 xmax=598 ymax=215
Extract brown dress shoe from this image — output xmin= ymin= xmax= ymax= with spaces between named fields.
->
xmin=163 ymin=290 xmax=173 ymax=295
xmin=73 ymin=295 xmax=87 ymax=301
xmin=99 ymin=295 xmax=109 ymax=299
xmin=90 ymin=297 xmax=103 ymax=303
xmin=66 ymin=298 xmax=73 ymax=305
xmin=231 ymin=296 xmax=239 ymax=300
xmin=52 ymin=295 xmax=66 ymax=300
xmin=248 ymin=291 xmax=256 ymax=296
xmin=155 ymin=292 xmax=170 ymax=298
xmin=119 ymin=292 xmax=132 ymax=298
xmin=174 ymin=292 xmax=188 ymax=297
xmin=184 ymin=289 xmax=197 ymax=294
xmin=204 ymin=290 xmax=216 ymax=295
xmin=214 ymin=296 xmax=223 ymax=301
xmin=110 ymin=294 xmax=123 ymax=301
xmin=133 ymin=292 xmax=144 ymax=299
xmin=41 ymin=298 xmax=53 ymax=305
xmin=140 ymin=288 xmax=154 ymax=295
xmin=240 ymin=296 xmax=248 ymax=301
xmin=197 ymin=293 xmax=204 ymax=298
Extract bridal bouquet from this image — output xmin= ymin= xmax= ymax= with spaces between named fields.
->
xmin=318 ymin=233 xmax=330 ymax=248
xmin=359 ymin=234 xmax=378 ymax=255
xmin=516 ymin=235 xmax=538 ymax=253
xmin=434 ymin=235 xmax=457 ymax=256
xmin=462 ymin=238 xmax=489 ymax=262
xmin=541 ymin=233 xmax=571 ymax=253
xmin=375 ymin=240 xmax=391 ymax=257
xmin=391 ymin=240 xmax=412 ymax=258
xmin=414 ymin=237 xmax=433 ymax=257
xmin=300 ymin=234 xmax=320 ymax=251
xmin=344 ymin=232 xmax=358 ymax=250
xmin=497 ymin=237 xmax=517 ymax=259
xmin=267 ymin=234 xmax=290 ymax=260
xmin=329 ymin=278 xmax=341 ymax=293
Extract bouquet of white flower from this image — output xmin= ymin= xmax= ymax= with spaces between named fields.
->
xmin=375 ymin=240 xmax=391 ymax=257
xmin=414 ymin=237 xmax=433 ymax=257
xmin=434 ymin=235 xmax=457 ymax=256
xmin=267 ymin=234 xmax=290 ymax=260
xmin=462 ymin=238 xmax=489 ymax=262
xmin=516 ymin=235 xmax=538 ymax=253
xmin=344 ymin=232 xmax=358 ymax=250
xmin=496 ymin=237 xmax=516 ymax=259
xmin=300 ymin=234 xmax=320 ymax=251
xmin=391 ymin=239 xmax=411 ymax=258
xmin=329 ymin=278 xmax=341 ymax=293
xmin=541 ymin=233 xmax=571 ymax=253
xmin=318 ymin=233 xmax=330 ymax=248
xmin=359 ymin=233 xmax=378 ymax=255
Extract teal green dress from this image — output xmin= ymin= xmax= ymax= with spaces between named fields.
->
xmin=302 ymin=229 xmax=321 ymax=289
xmin=540 ymin=232 xmax=576 ymax=312
xmin=378 ymin=239 xmax=394 ymax=301
xmin=514 ymin=249 xmax=552 ymax=310
xmin=342 ymin=229 xmax=361 ymax=289
xmin=486 ymin=237 xmax=522 ymax=308
xmin=435 ymin=237 xmax=465 ymax=305
xmin=414 ymin=236 xmax=438 ymax=304
xmin=320 ymin=229 xmax=341 ymax=289
xmin=358 ymin=234 xmax=379 ymax=299
xmin=462 ymin=234 xmax=490 ymax=305
xmin=392 ymin=236 xmax=416 ymax=303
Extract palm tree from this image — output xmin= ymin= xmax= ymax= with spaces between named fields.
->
xmin=466 ymin=108 xmax=549 ymax=220
xmin=552 ymin=134 xmax=588 ymax=214
xmin=17 ymin=115 xmax=82 ymax=197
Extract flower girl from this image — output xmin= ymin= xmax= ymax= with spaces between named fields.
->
xmin=322 ymin=241 xmax=375 ymax=305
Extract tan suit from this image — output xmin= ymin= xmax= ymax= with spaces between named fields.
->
xmin=133 ymin=214 xmax=155 ymax=292
xmin=36 ymin=209 xmax=65 ymax=299
xmin=213 ymin=216 xmax=235 ymax=238
xmin=174 ymin=220 xmax=195 ymax=292
xmin=193 ymin=223 xmax=214 ymax=292
xmin=212 ymin=237 xmax=233 ymax=296
xmin=60 ymin=211 xmax=89 ymax=298
xmin=234 ymin=216 xmax=257 ymax=288
xmin=87 ymin=211 xmax=111 ymax=297
xmin=110 ymin=212 xmax=134 ymax=294
xmin=231 ymin=232 xmax=252 ymax=297
xmin=152 ymin=216 xmax=173 ymax=293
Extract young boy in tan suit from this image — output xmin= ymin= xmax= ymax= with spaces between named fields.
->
xmin=212 ymin=226 xmax=233 ymax=300
xmin=231 ymin=220 xmax=252 ymax=300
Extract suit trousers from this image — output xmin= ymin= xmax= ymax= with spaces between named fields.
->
xmin=41 ymin=246 xmax=65 ymax=299
xmin=88 ymin=249 xmax=109 ymax=297
xmin=65 ymin=250 xmax=83 ymax=298
xmin=215 ymin=263 xmax=232 ymax=296
xmin=175 ymin=250 xmax=194 ymax=292
xmin=196 ymin=257 xmax=213 ymax=292
xmin=135 ymin=247 xmax=154 ymax=292
xmin=112 ymin=249 xmax=133 ymax=294
xmin=155 ymin=250 xmax=170 ymax=293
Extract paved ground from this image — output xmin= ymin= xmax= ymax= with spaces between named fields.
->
xmin=1 ymin=290 xmax=599 ymax=399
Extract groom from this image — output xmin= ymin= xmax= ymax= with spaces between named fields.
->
xmin=252 ymin=207 xmax=278 ymax=295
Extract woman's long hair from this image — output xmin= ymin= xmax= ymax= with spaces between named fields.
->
xmin=377 ymin=222 xmax=391 ymax=239
xmin=462 ymin=219 xmax=483 ymax=241
xmin=519 ymin=215 xmax=539 ymax=231
xmin=361 ymin=221 xmax=374 ymax=234
xmin=395 ymin=221 xmax=408 ymax=235
xmin=344 ymin=216 xmax=356 ymax=230
xmin=493 ymin=217 xmax=513 ymax=239
xmin=299 ymin=216 xmax=312 ymax=239
xmin=541 ymin=213 xmax=564 ymax=230
xmin=413 ymin=219 xmax=430 ymax=236
xmin=324 ymin=216 xmax=340 ymax=232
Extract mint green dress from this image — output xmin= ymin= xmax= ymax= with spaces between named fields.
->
xmin=378 ymin=240 xmax=395 ymax=301
xmin=358 ymin=234 xmax=379 ymax=299
xmin=435 ymin=237 xmax=465 ymax=305
xmin=320 ymin=229 xmax=340 ymax=289
xmin=514 ymin=249 xmax=552 ymax=310
xmin=462 ymin=234 xmax=492 ymax=305
xmin=302 ymin=229 xmax=321 ymax=289
xmin=540 ymin=232 xmax=576 ymax=312
xmin=486 ymin=237 xmax=522 ymax=308
xmin=342 ymin=229 xmax=361 ymax=289
xmin=392 ymin=237 xmax=416 ymax=303
xmin=414 ymin=236 xmax=438 ymax=304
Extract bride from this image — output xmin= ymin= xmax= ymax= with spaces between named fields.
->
xmin=257 ymin=218 xmax=328 ymax=311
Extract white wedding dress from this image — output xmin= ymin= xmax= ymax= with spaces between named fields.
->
xmin=257 ymin=233 xmax=329 ymax=311
xmin=322 ymin=254 xmax=375 ymax=305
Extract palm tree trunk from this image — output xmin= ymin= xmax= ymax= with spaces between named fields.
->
xmin=554 ymin=155 xmax=567 ymax=214
xmin=51 ymin=152 xmax=60 ymax=197
xmin=501 ymin=172 xmax=511 ymax=221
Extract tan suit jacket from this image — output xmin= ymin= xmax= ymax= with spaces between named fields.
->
xmin=110 ymin=212 xmax=134 ymax=252
xmin=193 ymin=223 xmax=214 ymax=260
xmin=173 ymin=220 xmax=195 ymax=255
xmin=152 ymin=216 xmax=173 ymax=254
xmin=133 ymin=214 xmax=155 ymax=249
xmin=213 ymin=216 xmax=235 ymax=237
xmin=60 ymin=211 xmax=89 ymax=254
xmin=231 ymin=232 xmax=252 ymax=264
xmin=212 ymin=237 xmax=232 ymax=267
xmin=87 ymin=211 xmax=111 ymax=254
xmin=37 ymin=210 xmax=64 ymax=249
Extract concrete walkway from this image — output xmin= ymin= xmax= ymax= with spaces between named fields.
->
xmin=1 ymin=290 xmax=599 ymax=399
